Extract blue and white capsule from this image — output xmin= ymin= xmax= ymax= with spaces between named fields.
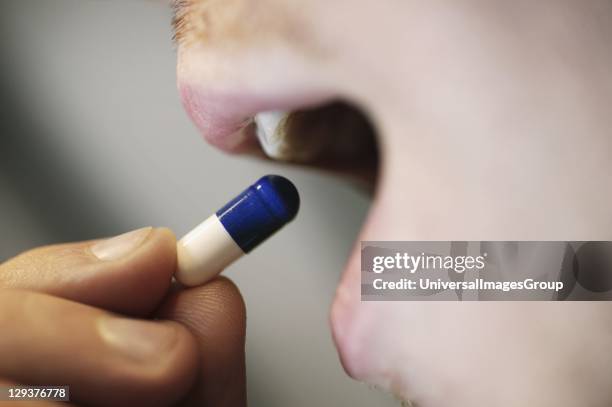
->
xmin=175 ymin=175 xmax=300 ymax=286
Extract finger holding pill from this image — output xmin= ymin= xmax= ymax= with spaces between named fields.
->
xmin=175 ymin=175 xmax=300 ymax=287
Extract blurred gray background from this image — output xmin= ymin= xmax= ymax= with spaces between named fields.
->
xmin=0 ymin=1 xmax=396 ymax=405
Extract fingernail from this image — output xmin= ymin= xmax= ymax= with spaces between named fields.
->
xmin=91 ymin=227 xmax=152 ymax=261
xmin=98 ymin=318 xmax=177 ymax=362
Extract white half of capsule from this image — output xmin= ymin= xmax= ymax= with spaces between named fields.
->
xmin=175 ymin=214 xmax=244 ymax=287
xmin=254 ymin=110 xmax=288 ymax=159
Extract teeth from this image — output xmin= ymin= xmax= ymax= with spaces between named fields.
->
xmin=254 ymin=111 xmax=289 ymax=159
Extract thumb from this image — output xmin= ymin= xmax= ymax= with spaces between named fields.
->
xmin=0 ymin=227 xmax=177 ymax=316
xmin=156 ymin=277 xmax=247 ymax=407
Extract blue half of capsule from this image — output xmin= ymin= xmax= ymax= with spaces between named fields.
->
xmin=216 ymin=175 xmax=300 ymax=252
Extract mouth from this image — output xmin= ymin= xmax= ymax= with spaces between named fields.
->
xmin=179 ymin=83 xmax=325 ymax=153
xmin=179 ymin=83 xmax=379 ymax=183
xmin=177 ymin=41 xmax=388 ymax=398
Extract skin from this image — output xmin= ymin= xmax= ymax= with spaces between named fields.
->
xmin=1 ymin=1 xmax=611 ymax=406
xmin=0 ymin=229 xmax=246 ymax=406
xmin=175 ymin=0 xmax=612 ymax=406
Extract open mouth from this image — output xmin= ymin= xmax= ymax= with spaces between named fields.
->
xmin=254 ymin=103 xmax=378 ymax=175
xmin=179 ymin=83 xmax=380 ymax=184
xmin=177 ymin=40 xmax=391 ymax=399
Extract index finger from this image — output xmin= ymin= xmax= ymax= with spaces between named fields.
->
xmin=0 ymin=228 xmax=177 ymax=316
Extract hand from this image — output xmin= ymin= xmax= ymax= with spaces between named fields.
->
xmin=0 ymin=227 xmax=246 ymax=407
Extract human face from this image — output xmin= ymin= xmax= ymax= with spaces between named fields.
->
xmin=174 ymin=1 xmax=612 ymax=405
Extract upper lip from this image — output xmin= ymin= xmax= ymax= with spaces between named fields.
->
xmin=179 ymin=82 xmax=330 ymax=154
